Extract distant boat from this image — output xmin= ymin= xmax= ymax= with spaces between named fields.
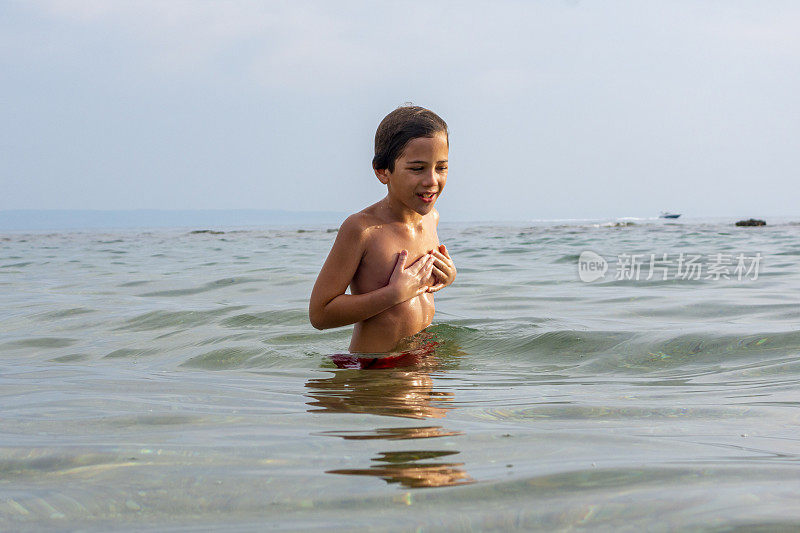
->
xmin=659 ymin=212 xmax=681 ymax=219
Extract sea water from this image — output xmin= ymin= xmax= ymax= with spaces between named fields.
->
xmin=2 ymin=218 xmax=800 ymax=531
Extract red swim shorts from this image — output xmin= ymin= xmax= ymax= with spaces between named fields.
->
xmin=330 ymin=341 xmax=439 ymax=369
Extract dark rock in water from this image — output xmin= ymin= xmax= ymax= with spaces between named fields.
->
xmin=189 ymin=229 xmax=225 ymax=235
xmin=735 ymin=219 xmax=766 ymax=227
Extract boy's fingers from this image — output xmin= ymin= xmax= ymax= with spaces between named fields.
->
xmin=439 ymin=244 xmax=450 ymax=258
xmin=411 ymin=255 xmax=433 ymax=276
xmin=427 ymin=283 xmax=446 ymax=293
xmin=431 ymin=255 xmax=451 ymax=272
xmin=407 ymin=252 xmax=430 ymax=272
xmin=431 ymin=264 xmax=447 ymax=280
xmin=431 ymin=249 xmax=453 ymax=267
xmin=392 ymin=250 xmax=408 ymax=276
xmin=431 ymin=260 xmax=453 ymax=282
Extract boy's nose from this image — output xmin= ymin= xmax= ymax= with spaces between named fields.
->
xmin=421 ymin=169 xmax=438 ymax=186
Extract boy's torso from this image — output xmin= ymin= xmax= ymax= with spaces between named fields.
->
xmin=348 ymin=207 xmax=439 ymax=353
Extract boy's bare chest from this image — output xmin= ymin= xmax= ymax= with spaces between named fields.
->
xmin=354 ymin=225 xmax=439 ymax=290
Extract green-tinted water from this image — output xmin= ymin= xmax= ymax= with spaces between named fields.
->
xmin=2 ymin=218 xmax=800 ymax=531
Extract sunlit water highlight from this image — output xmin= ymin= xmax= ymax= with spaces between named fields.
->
xmin=2 ymin=218 xmax=800 ymax=531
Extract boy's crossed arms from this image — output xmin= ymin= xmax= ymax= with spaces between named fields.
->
xmin=309 ymin=215 xmax=455 ymax=331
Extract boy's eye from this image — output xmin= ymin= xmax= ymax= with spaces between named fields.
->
xmin=409 ymin=167 xmax=424 ymax=171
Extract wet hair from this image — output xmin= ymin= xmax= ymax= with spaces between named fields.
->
xmin=372 ymin=104 xmax=448 ymax=172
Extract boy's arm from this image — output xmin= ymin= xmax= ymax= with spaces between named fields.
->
xmin=309 ymin=215 xmax=434 ymax=330
xmin=427 ymin=209 xmax=457 ymax=293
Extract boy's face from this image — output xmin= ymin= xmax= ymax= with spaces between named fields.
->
xmin=376 ymin=132 xmax=449 ymax=217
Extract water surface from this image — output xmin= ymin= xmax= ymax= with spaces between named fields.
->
xmin=2 ymin=218 xmax=800 ymax=530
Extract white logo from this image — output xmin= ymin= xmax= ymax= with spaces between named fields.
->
xmin=578 ymin=251 xmax=607 ymax=282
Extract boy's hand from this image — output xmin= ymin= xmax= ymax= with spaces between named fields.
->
xmin=427 ymin=244 xmax=456 ymax=293
xmin=388 ymin=250 xmax=436 ymax=303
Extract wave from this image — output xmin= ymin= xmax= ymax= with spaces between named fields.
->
xmin=139 ymin=277 xmax=262 ymax=297
xmin=180 ymin=347 xmax=282 ymax=370
xmin=405 ymin=325 xmax=800 ymax=377
xmin=117 ymin=306 xmax=248 ymax=331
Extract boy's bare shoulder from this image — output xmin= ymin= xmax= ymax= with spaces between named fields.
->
xmin=338 ymin=207 xmax=385 ymax=242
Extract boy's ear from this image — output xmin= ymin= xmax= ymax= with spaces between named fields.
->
xmin=374 ymin=167 xmax=390 ymax=185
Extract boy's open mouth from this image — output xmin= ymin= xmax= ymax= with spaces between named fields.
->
xmin=417 ymin=192 xmax=437 ymax=203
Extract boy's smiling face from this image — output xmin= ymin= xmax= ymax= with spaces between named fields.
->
xmin=376 ymin=132 xmax=449 ymax=218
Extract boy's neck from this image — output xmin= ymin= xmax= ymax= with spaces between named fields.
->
xmin=380 ymin=196 xmax=425 ymax=228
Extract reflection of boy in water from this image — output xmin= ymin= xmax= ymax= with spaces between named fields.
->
xmin=307 ymin=330 xmax=466 ymax=418
xmin=328 ymin=450 xmax=473 ymax=489
xmin=309 ymin=106 xmax=456 ymax=353
xmin=306 ymin=363 xmax=451 ymax=419
xmin=306 ymin=335 xmax=473 ymax=487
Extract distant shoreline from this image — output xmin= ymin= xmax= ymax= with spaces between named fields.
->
xmin=0 ymin=209 xmax=794 ymax=232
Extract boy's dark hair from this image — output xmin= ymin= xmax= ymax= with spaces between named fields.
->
xmin=373 ymin=105 xmax=448 ymax=172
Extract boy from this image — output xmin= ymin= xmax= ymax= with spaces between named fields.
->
xmin=309 ymin=105 xmax=456 ymax=353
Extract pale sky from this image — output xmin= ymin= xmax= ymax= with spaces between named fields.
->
xmin=2 ymin=0 xmax=798 ymax=220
